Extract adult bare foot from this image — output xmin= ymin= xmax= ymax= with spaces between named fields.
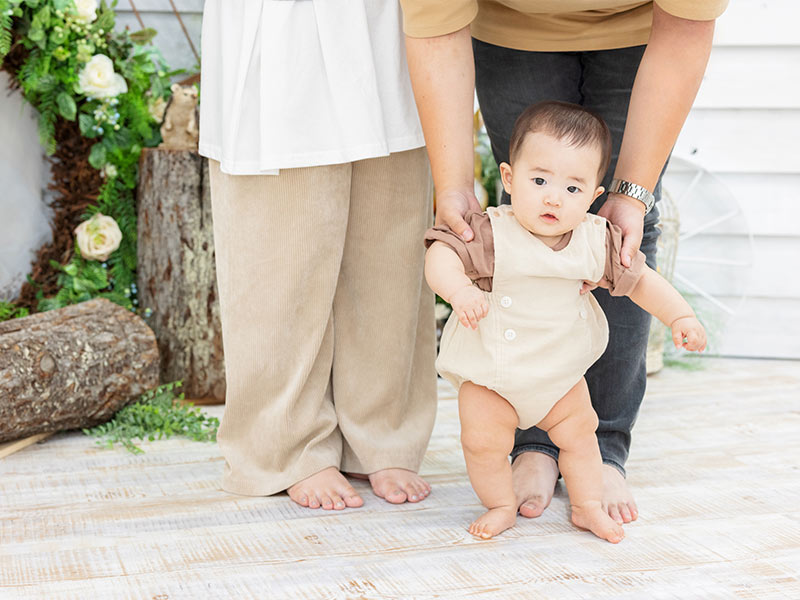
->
xmin=512 ymin=451 xmax=559 ymax=518
xmin=602 ymin=464 xmax=638 ymax=524
xmin=287 ymin=467 xmax=364 ymax=510
xmin=368 ymin=468 xmax=431 ymax=504
xmin=469 ymin=505 xmax=517 ymax=539
xmin=571 ymin=501 xmax=624 ymax=544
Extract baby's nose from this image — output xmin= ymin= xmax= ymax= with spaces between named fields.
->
xmin=544 ymin=193 xmax=561 ymax=206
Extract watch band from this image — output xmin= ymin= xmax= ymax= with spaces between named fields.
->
xmin=609 ymin=179 xmax=655 ymax=214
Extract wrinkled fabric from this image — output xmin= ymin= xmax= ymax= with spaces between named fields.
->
xmin=199 ymin=0 xmax=424 ymax=175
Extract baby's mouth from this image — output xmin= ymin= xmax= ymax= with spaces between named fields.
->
xmin=539 ymin=213 xmax=559 ymax=223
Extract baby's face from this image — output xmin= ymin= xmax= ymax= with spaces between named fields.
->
xmin=500 ymin=132 xmax=605 ymax=241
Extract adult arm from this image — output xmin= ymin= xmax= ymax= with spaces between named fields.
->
xmin=600 ymin=2 xmax=715 ymax=266
xmin=405 ymin=27 xmax=480 ymax=241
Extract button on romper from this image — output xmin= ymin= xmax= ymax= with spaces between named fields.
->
xmin=436 ymin=205 xmax=610 ymax=429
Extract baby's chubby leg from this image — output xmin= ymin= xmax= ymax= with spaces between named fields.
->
xmin=459 ymin=381 xmax=519 ymax=539
xmin=537 ymin=378 xmax=625 ymax=544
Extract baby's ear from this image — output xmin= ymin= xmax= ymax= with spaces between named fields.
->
xmin=499 ymin=162 xmax=513 ymax=194
xmin=593 ymin=185 xmax=605 ymax=201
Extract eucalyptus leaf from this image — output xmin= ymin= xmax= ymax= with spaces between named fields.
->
xmin=88 ymin=143 xmax=107 ymax=169
xmin=78 ymin=113 xmax=96 ymax=137
xmin=56 ymin=91 xmax=76 ymax=121
xmin=129 ymin=27 xmax=157 ymax=44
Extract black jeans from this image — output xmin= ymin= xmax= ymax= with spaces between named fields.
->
xmin=474 ymin=39 xmax=665 ymax=476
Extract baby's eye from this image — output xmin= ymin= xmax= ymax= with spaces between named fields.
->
xmin=533 ymin=177 xmax=546 ymax=185
xmin=567 ymin=185 xmax=581 ymax=193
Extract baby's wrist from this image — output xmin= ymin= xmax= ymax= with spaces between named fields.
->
xmin=445 ymin=281 xmax=475 ymax=304
xmin=670 ymin=314 xmax=696 ymax=327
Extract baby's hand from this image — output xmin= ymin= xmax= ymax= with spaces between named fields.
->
xmin=670 ymin=316 xmax=707 ymax=352
xmin=450 ymin=284 xmax=489 ymax=330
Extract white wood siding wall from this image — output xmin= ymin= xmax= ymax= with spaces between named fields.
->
xmin=673 ymin=0 xmax=800 ymax=358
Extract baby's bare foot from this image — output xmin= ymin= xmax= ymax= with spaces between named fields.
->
xmin=571 ymin=502 xmax=625 ymax=544
xmin=512 ymin=451 xmax=559 ymax=518
xmin=602 ymin=464 xmax=638 ymax=524
xmin=287 ymin=467 xmax=363 ymax=510
xmin=368 ymin=468 xmax=431 ymax=504
xmin=469 ymin=506 xmax=517 ymax=539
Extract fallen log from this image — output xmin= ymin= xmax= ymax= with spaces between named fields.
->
xmin=0 ymin=298 xmax=159 ymax=443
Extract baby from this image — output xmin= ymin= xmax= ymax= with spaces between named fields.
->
xmin=424 ymin=101 xmax=706 ymax=543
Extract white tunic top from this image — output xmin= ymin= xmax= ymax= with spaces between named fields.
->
xmin=199 ymin=0 xmax=425 ymax=176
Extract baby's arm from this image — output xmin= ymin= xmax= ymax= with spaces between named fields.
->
xmin=425 ymin=242 xmax=488 ymax=330
xmin=627 ymin=267 xmax=707 ymax=351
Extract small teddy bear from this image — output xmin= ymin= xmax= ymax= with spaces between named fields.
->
xmin=159 ymin=83 xmax=199 ymax=151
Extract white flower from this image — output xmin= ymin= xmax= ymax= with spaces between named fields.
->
xmin=74 ymin=0 xmax=99 ymax=23
xmin=74 ymin=213 xmax=122 ymax=261
xmin=78 ymin=55 xmax=128 ymax=100
xmin=102 ymin=164 xmax=118 ymax=178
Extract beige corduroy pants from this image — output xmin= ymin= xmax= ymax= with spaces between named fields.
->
xmin=208 ymin=148 xmax=437 ymax=496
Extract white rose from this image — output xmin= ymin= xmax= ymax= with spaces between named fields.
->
xmin=78 ymin=55 xmax=128 ymax=100
xmin=74 ymin=213 xmax=122 ymax=261
xmin=102 ymin=164 xmax=118 ymax=178
xmin=74 ymin=0 xmax=98 ymax=23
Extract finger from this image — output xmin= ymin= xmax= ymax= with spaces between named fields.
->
xmin=619 ymin=228 xmax=642 ymax=269
xmin=469 ymin=308 xmax=480 ymax=329
xmin=458 ymin=311 xmax=470 ymax=329
xmin=465 ymin=309 xmax=476 ymax=329
xmin=672 ymin=328 xmax=684 ymax=348
xmin=447 ymin=211 xmax=474 ymax=243
xmin=687 ymin=330 xmax=700 ymax=350
xmin=481 ymin=302 xmax=489 ymax=317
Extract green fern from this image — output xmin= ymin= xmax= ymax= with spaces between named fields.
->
xmin=0 ymin=300 xmax=29 ymax=321
xmin=83 ymin=381 xmax=220 ymax=455
xmin=0 ymin=0 xmax=12 ymax=60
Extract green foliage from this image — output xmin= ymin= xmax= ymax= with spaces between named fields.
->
xmin=0 ymin=300 xmax=30 ymax=321
xmin=476 ymin=125 xmax=501 ymax=207
xmin=0 ymin=0 xmax=187 ymax=316
xmin=83 ymin=381 xmax=220 ymax=455
xmin=36 ymin=254 xmax=133 ymax=311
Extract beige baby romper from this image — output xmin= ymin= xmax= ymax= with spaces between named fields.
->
xmin=435 ymin=205 xmax=622 ymax=429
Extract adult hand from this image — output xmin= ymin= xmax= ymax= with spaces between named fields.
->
xmin=598 ymin=193 xmax=646 ymax=268
xmin=435 ymin=188 xmax=482 ymax=242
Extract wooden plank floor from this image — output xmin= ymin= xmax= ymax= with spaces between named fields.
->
xmin=1 ymin=358 xmax=799 ymax=599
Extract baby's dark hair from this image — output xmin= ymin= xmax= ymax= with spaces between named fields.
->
xmin=508 ymin=101 xmax=612 ymax=182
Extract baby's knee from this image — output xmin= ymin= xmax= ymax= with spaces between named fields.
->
xmin=576 ymin=406 xmax=599 ymax=434
xmin=551 ymin=406 xmax=599 ymax=447
xmin=461 ymin=428 xmax=508 ymax=457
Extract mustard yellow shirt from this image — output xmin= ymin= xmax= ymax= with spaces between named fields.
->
xmin=400 ymin=0 xmax=728 ymax=51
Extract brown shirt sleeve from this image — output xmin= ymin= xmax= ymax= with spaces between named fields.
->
xmin=400 ymin=0 xmax=478 ymax=38
xmin=655 ymin=0 xmax=729 ymax=21
xmin=597 ymin=222 xmax=647 ymax=297
xmin=424 ymin=210 xmax=495 ymax=292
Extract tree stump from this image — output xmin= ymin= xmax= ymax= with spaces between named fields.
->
xmin=136 ymin=148 xmax=225 ymax=403
xmin=0 ymin=298 xmax=159 ymax=443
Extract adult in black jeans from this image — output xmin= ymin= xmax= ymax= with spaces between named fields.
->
xmin=403 ymin=1 xmax=726 ymax=524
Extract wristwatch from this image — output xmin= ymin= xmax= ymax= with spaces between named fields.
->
xmin=609 ymin=179 xmax=655 ymax=214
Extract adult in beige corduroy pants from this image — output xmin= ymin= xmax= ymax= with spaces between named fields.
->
xmin=208 ymin=148 xmax=437 ymax=510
